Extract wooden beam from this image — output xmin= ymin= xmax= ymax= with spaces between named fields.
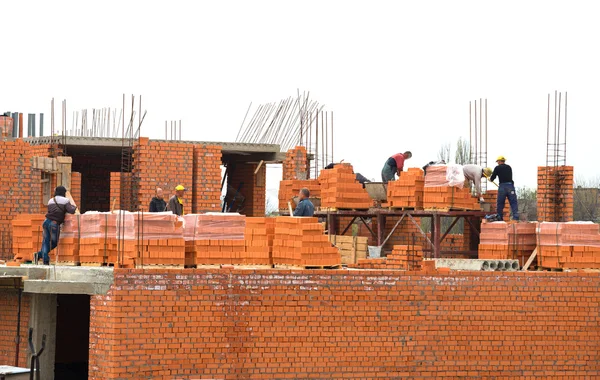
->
xmin=522 ymin=248 xmax=538 ymax=271
xmin=254 ymin=160 xmax=265 ymax=175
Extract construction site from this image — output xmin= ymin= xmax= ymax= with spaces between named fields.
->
xmin=0 ymin=92 xmax=599 ymax=380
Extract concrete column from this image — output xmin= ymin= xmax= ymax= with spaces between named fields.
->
xmin=29 ymin=294 xmax=57 ymax=380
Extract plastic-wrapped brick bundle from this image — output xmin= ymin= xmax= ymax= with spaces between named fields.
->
xmin=183 ymin=213 xmax=246 ymax=241
xmin=424 ymin=165 xmax=465 ymax=188
xmin=132 ymin=212 xmax=184 ymax=240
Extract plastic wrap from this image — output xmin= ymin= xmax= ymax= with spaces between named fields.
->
xmin=446 ymin=164 xmax=465 ymax=188
xmin=131 ymin=212 xmax=184 ymax=240
xmin=183 ymin=213 xmax=246 ymax=241
xmin=424 ymin=165 xmax=465 ymax=188
xmin=538 ymin=222 xmax=600 ymax=246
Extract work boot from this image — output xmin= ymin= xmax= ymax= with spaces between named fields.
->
xmin=43 ymin=261 xmax=50 ymax=265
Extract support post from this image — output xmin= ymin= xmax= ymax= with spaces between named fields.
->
xmin=432 ymin=214 xmax=441 ymax=258
xmin=376 ymin=214 xmax=385 ymax=246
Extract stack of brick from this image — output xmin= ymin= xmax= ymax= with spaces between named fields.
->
xmin=282 ymin=146 xmax=308 ymax=180
xmin=329 ymin=235 xmax=368 ymax=264
xmin=354 ymin=258 xmax=388 ymax=269
xmin=244 ymin=217 xmax=275 ymax=265
xmin=478 ymin=222 xmax=537 ymax=266
xmin=272 ymin=217 xmax=341 ymax=267
xmin=386 ymin=168 xmax=425 ymax=209
xmin=537 ymin=166 xmax=574 ymax=222
xmin=70 ymin=172 xmax=82 ymax=208
xmin=192 ymin=145 xmax=222 ymax=213
xmin=183 ymin=213 xmax=246 ymax=265
xmin=57 ymin=214 xmax=82 ymax=263
xmin=386 ymin=244 xmax=423 ymax=270
xmin=278 ymin=179 xmax=320 ymax=210
xmin=538 ymin=222 xmax=600 ymax=269
xmin=11 ymin=214 xmax=45 ymax=263
xmin=319 ymin=163 xmax=372 ymax=209
xmin=134 ymin=212 xmax=185 ymax=266
xmin=423 ymin=165 xmax=480 ymax=210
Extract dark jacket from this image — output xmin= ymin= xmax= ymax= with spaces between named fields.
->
xmin=45 ymin=196 xmax=77 ymax=224
xmin=293 ymin=198 xmax=315 ymax=217
xmin=149 ymin=197 xmax=167 ymax=212
xmin=167 ymin=195 xmax=184 ymax=216
xmin=490 ymin=164 xmax=514 ymax=184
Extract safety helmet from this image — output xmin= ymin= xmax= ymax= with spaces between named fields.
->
xmin=175 ymin=185 xmax=185 ymax=191
xmin=495 ymin=155 xmax=506 ymax=162
xmin=483 ymin=167 xmax=493 ymax=178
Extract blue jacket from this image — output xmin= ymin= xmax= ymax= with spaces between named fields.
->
xmin=293 ymin=198 xmax=315 ymax=217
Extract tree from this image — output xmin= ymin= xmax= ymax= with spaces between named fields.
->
xmin=517 ymin=186 xmax=537 ymax=221
xmin=574 ymin=176 xmax=600 ymax=222
xmin=438 ymin=143 xmax=450 ymax=163
xmin=454 ymin=137 xmax=470 ymax=165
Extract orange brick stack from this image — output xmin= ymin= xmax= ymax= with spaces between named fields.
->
xmin=192 ymin=144 xmax=222 ymax=213
xmin=478 ymin=222 xmax=537 ymax=266
xmin=319 ymin=163 xmax=372 ymax=209
xmin=11 ymin=214 xmax=45 ymax=263
xmin=537 ymin=166 xmax=574 ymax=222
xmin=386 ymin=168 xmax=424 ymax=209
xmin=282 ymin=146 xmax=308 ymax=180
xmin=135 ymin=212 xmax=185 ymax=266
xmin=183 ymin=214 xmax=246 ymax=265
xmin=538 ymin=222 xmax=600 ymax=269
xmin=386 ymin=244 xmax=423 ymax=270
xmin=272 ymin=217 xmax=341 ymax=266
xmin=244 ymin=217 xmax=275 ymax=265
xmin=109 ymin=172 xmax=135 ymax=211
xmin=423 ymin=165 xmax=479 ymax=210
xmin=70 ymin=172 xmax=82 ymax=208
xmin=354 ymin=257 xmax=388 ymax=269
xmin=278 ymin=179 xmax=320 ymax=210
xmin=56 ymin=214 xmax=81 ymax=263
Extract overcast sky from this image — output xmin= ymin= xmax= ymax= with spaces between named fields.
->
xmin=2 ymin=0 xmax=599 ymax=192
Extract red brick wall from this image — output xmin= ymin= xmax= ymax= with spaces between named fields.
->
xmin=71 ymin=153 xmax=122 ymax=212
xmin=89 ymin=269 xmax=600 ymax=379
xmin=70 ymin=172 xmax=81 ymax=208
xmin=0 ymin=140 xmax=44 ymax=260
xmin=192 ymin=144 xmax=222 ymax=213
xmin=282 ymin=146 xmax=308 ymax=180
xmin=0 ymin=290 xmax=30 ymax=368
xmin=134 ymin=139 xmax=194 ymax=212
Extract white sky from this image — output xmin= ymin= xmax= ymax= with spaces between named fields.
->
xmin=2 ymin=0 xmax=599 ymax=192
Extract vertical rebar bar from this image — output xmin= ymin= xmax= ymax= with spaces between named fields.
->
xmin=315 ymin=111 xmax=319 ymax=177
xmin=469 ymin=101 xmax=472 ymax=163
xmin=325 ymin=111 xmax=328 ymax=165
xmin=479 ymin=98 xmax=482 ymax=167
xmin=474 ymin=100 xmax=478 ymax=167
xmin=564 ymin=92 xmax=567 ymax=165
xmin=331 ymin=111 xmax=334 ymax=164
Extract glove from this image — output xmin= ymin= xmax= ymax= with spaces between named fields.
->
xmin=479 ymin=197 xmax=485 ymax=203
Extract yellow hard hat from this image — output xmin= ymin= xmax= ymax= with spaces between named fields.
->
xmin=483 ymin=167 xmax=493 ymax=177
xmin=496 ymin=155 xmax=506 ymax=162
xmin=175 ymin=185 xmax=185 ymax=191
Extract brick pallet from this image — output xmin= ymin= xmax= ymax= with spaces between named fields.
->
xmin=423 ymin=165 xmax=480 ymax=210
xmin=183 ymin=214 xmax=246 ymax=266
xmin=329 ymin=235 xmax=368 ymax=265
xmin=386 ymin=244 xmax=423 ymax=270
xmin=386 ymin=168 xmax=424 ymax=209
xmin=478 ymin=222 xmax=537 ymax=266
xmin=11 ymin=214 xmax=46 ymax=263
xmin=319 ymin=163 xmax=372 ymax=209
xmin=272 ymin=217 xmax=341 ymax=267
xmin=538 ymin=222 xmax=600 ymax=269
xmin=244 ymin=217 xmax=275 ymax=265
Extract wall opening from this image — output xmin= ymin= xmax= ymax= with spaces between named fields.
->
xmin=54 ymin=294 xmax=90 ymax=379
xmin=68 ymin=146 xmax=123 ymax=212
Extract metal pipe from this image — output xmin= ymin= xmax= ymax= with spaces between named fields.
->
xmin=321 ymin=111 xmax=324 ymax=168
xmin=315 ymin=111 xmax=319 ymax=177
xmin=479 ymin=98 xmax=482 ymax=167
xmin=564 ymin=92 xmax=567 ymax=164
xmin=485 ymin=99 xmax=488 ymax=167
xmin=325 ymin=111 xmax=328 ymax=165
xmin=474 ymin=100 xmax=477 ymax=166
xmin=331 ymin=111 xmax=334 ymax=164
xmin=469 ymin=101 xmax=472 ymax=162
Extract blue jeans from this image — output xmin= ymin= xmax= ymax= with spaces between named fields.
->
xmin=497 ymin=183 xmax=519 ymax=220
xmin=381 ymin=162 xmax=396 ymax=183
xmin=35 ymin=219 xmax=60 ymax=264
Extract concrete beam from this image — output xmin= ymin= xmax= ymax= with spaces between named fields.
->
xmin=24 ymin=280 xmax=111 ymax=295
xmin=29 ymin=294 xmax=57 ymax=380
xmin=435 ymin=259 xmax=520 ymax=271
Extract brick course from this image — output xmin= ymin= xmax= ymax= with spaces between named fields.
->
xmin=89 ymin=269 xmax=600 ymax=379
xmin=0 ymin=290 xmax=30 ymax=368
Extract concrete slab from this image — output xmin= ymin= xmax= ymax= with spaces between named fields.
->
xmin=0 ymin=265 xmax=114 ymax=295
xmin=435 ymin=258 xmax=520 ymax=271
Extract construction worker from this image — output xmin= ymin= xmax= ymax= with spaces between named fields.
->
xmin=167 ymin=185 xmax=185 ymax=216
xmin=34 ymin=186 xmax=77 ymax=265
xmin=490 ymin=156 xmax=519 ymax=221
xmin=293 ymin=188 xmax=315 ymax=217
xmin=381 ymin=151 xmax=412 ymax=183
xmin=149 ymin=187 xmax=167 ymax=212
xmin=463 ymin=165 xmax=493 ymax=202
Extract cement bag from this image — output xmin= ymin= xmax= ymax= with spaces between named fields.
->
xmin=446 ymin=164 xmax=465 ymax=188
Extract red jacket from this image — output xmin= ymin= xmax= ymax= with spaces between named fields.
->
xmin=390 ymin=153 xmax=406 ymax=171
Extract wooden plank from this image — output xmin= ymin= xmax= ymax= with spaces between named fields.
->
xmin=522 ymin=247 xmax=537 ymax=271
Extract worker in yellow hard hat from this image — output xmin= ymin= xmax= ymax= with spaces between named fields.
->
xmin=463 ymin=164 xmax=493 ymax=202
xmin=166 ymin=185 xmax=186 ymax=216
xmin=490 ymin=156 xmax=519 ymax=220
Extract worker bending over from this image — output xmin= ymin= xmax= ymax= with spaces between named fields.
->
xmin=34 ymin=186 xmax=77 ymax=265
xmin=293 ymin=188 xmax=315 ymax=217
xmin=167 ymin=185 xmax=186 ymax=216
xmin=490 ymin=156 xmax=519 ymax=221
xmin=381 ymin=151 xmax=412 ymax=183
xmin=463 ymin=165 xmax=492 ymax=202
